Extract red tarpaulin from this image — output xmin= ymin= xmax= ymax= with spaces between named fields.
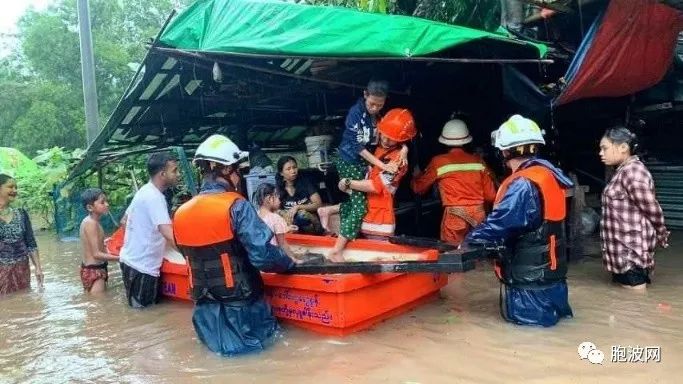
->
xmin=556 ymin=0 xmax=683 ymax=106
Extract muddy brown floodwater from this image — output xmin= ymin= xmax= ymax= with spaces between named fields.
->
xmin=1 ymin=232 xmax=681 ymax=384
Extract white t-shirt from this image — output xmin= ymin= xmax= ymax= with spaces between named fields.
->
xmin=119 ymin=182 xmax=172 ymax=277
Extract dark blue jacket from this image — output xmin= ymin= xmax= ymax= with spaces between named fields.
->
xmin=192 ymin=180 xmax=293 ymax=357
xmin=201 ymin=181 xmax=294 ymax=273
xmin=466 ymin=158 xmax=573 ymax=245
xmin=465 ymin=158 xmax=574 ymax=327
xmin=337 ymin=98 xmax=376 ymax=164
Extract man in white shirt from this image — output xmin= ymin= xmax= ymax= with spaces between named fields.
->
xmin=119 ymin=152 xmax=180 ymax=308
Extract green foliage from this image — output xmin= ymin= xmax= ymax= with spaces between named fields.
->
xmin=15 ymin=147 xmax=87 ymax=227
xmin=8 ymin=143 xmax=193 ymax=234
xmin=412 ymin=0 xmax=502 ymax=31
xmin=12 ymin=145 xmax=152 ymax=233
xmin=297 ymin=0 xmax=501 ymax=30
xmin=1 ymin=0 xmax=193 ymax=157
xmin=1 ymin=0 xmax=500 ymax=159
xmin=3 ymin=0 xmax=503 ymax=231
xmin=52 ymin=148 xmax=196 ymax=237
xmin=98 ymin=155 xmax=149 ymax=209
xmin=301 ymin=0 xmax=397 ymax=14
xmin=0 ymin=148 xmax=39 ymax=178
xmin=11 ymin=83 xmax=86 ymax=155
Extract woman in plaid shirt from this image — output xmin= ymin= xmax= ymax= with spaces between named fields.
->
xmin=599 ymin=127 xmax=669 ymax=290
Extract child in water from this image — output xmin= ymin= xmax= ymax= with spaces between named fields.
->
xmin=79 ymin=188 xmax=119 ymax=294
xmin=254 ymin=183 xmax=302 ymax=260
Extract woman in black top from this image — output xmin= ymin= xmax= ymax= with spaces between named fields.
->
xmin=276 ymin=156 xmax=323 ymax=234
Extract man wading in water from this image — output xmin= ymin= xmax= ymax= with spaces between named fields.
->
xmin=465 ymin=115 xmax=574 ymax=327
xmin=173 ymin=134 xmax=300 ymax=356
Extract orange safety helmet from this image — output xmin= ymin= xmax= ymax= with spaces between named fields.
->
xmin=377 ymin=108 xmax=416 ymax=143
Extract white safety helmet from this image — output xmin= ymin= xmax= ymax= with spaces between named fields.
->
xmin=194 ymin=134 xmax=249 ymax=166
xmin=491 ymin=115 xmax=545 ymax=150
xmin=438 ymin=119 xmax=472 ymax=146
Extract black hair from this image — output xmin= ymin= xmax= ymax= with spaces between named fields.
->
xmin=275 ymin=155 xmax=297 ymax=192
xmin=194 ymin=159 xmax=241 ymax=193
xmin=195 ymin=159 xmax=226 ymax=176
xmin=253 ymin=183 xmax=278 ymax=207
xmin=366 ymin=79 xmax=389 ymax=98
xmin=0 ymin=173 xmax=14 ymax=187
xmin=147 ymin=152 xmax=176 ymax=177
xmin=81 ymin=188 xmax=105 ymax=209
xmin=504 ymin=144 xmax=540 ymax=161
xmin=603 ymin=126 xmax=639 ymax=154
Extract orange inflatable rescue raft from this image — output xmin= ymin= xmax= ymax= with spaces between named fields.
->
xmin=106 ymin=228 xmax=447 ymax=336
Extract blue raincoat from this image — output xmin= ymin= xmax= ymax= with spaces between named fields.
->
xmin=191 ymin=181 xmax=294 ymax=356
xmin=466 ymin=158 xmax=574 ymax=327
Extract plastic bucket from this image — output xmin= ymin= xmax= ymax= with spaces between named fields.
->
xmin=305 ymin=135 xmax=334 ymax=169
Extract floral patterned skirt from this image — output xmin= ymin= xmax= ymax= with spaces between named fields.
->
xmin=0 ymin=258 xmax=30 ymax=296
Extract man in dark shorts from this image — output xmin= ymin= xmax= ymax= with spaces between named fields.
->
xmin=119 ymin=152 xmax=180 ymax=308
xmin=119 ymin=262 xmax=159 ymax=306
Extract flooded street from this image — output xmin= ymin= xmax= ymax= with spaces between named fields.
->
xmin=1 ymin=231 xmax=681 ymax=384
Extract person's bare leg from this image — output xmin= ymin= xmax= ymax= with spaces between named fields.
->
xmin=317 ymin=205 xmax=340 ymax=234
xmin=89 ymin=278 xmax=106 ymax=295
xmin=327 ymin=235 xmax=348 ymax=262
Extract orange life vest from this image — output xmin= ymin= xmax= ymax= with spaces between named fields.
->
xmin=493 ymin=165 xmax=568 ymax=286
xmin=173 ymin=192 xmax=263 ymax=303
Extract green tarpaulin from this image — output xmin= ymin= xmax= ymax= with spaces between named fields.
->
xmin=0 ymin=147 xmax=39 ymax=179
xmin=65 ymin=0 xmax=549 ymax=184
xmin=160 ymin=0 xmax=547 ymax=58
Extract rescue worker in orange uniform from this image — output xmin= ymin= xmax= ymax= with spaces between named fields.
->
xmin=318 ymin=108 xmax=416 ymax=240
xmin=173 ymin=134 xmax=298 ymax=356
xmin=465 ymin=115 xmax=574 ymax=327
xmin=411 ymin=119 xmax=497 ymax=245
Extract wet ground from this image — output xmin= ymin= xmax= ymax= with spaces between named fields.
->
xmin=1 ymin=231 xmax=681 ymax=384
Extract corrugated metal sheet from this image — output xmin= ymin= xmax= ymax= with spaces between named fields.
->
xmin=648 ymin=161 xmax=683 ymax=228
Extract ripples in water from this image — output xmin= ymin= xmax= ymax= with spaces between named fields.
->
xmin=0 ymin=232 xmax=681 ymax=383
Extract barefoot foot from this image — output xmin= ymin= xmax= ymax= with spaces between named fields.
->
xmin=326 ymin=250 xmax=345 ymax=263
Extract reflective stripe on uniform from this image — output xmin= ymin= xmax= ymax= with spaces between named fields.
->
xmin=436 ymin=163 xmax=485 ymax=176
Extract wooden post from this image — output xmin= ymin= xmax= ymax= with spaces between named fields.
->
xmin=97 ymin=166 xmax=103 ymax=189
xmin=568 ymin=172 xmax=586 ymax=262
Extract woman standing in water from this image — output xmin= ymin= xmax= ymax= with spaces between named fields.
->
xmin=0 ymin=174 xmax=43 ymax=295
xmin=599 ymin=128 xmax=669 ymax=290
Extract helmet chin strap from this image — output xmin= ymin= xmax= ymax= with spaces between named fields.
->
xmin=496 ymin=149 xmax=511 ymax=162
